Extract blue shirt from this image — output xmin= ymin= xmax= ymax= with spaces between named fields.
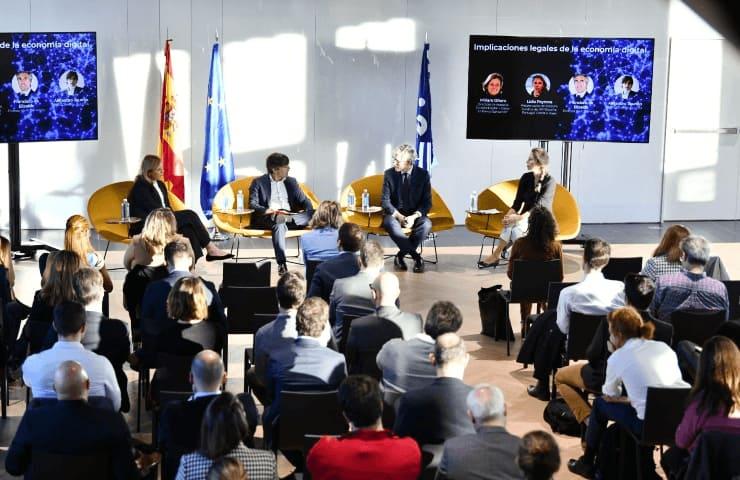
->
xmin=301 ymin=227 xmax=340 ymax=263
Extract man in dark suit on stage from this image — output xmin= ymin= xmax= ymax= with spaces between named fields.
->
xmin=250 ymin=152 xmax=314 ymax=275
xmin=307 ymin=222 xmax=364 ymax=302
xmin=381 ymin=144 xmax=432 ymax=273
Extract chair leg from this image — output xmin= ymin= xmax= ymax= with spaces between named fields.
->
xmin=504 ymin=303 xmax=511 ymax=357
xmin=103 ymin=240 xmax=110 ymax=260
xmin=223 ymin=342 xmax=229 ymax=373
xmin=1 ymin=366 xmax=7 ymax=419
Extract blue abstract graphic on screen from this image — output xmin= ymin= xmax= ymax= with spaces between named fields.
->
xmin=0 ymin=32 xmax=98 ymax=143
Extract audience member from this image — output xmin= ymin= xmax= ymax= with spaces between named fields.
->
xmin=393 ymin=333 xmax=475 ymax=445
xmin=159 ymin=350 xmax=258 ymax=479
xmin=518 ymin=238 xmax=624 ymax=400
xmin=438 ymin=384 xmax=523 ymax=480
xmin=568 ymin=307 xmax=688 ymax=478
xmin=307 ymin=222 xmax=363 ymax=302
xmin=662 ymin=336 xmax=740 ymax=477
xmin=207 ymin=457 xmax=248 ymax=480
xmin=307 ymin=375 xmax=421 ymax=479
xmin=64 ymin=214 xmax=114 ymax=292
xmin=650 ymin=235 xmax=729 ymax=321
xmin=640 ymin=224 xmax=690 ymax=282
xmin=176 ymin=393 xmax=277 ymax=479
xmin=6 ymin=361 xmax=137 ymax=479
xmin=506 ymin=206 xmax=563 ymax=324
xmin=377 ymin=301 xmax=463 ymax=403
xmin=302 ymin=200 xmax=343 ymax=263
xmin=0 ymin=235 xmax=30 ymax=352
xmin=22 ymin=301 xmax=120 ymax=410
xmin=329 ymin=239 xmax=385 ymax=342
xmin=518 ymin=431 xmax=561 ymax=480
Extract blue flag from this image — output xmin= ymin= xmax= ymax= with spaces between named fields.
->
xmin=200 ymin=42 xmax=235 ymax=219
xmin=415 ymin=42 xmax=435 ymax=171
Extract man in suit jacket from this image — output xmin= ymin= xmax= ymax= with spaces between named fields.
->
xmin=6 ymin=360 xmax=138 ymax=479
xmin=381 ymin=144 xmax=432 ymax=273
xmin=264 ymin=297 xmax=347 ymax=445
xmin=345 ymin=272 xmax=422 ymax=377
xmin=393 ymin=333 xmax=475 ymax=446
xmin=249 ymin=152 xmax=314 ymax=275
xmin=437 ymin=384 xmax=523 ymax=480
xmin=307 ymin=222 xmax=364 ymax=302
xmin=158 ymin=350 xmax=258 ymax=480
xmin=329 ymin=240 xmax=385 ymax=343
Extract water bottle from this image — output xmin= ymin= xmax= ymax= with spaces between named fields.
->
xmin=347 ymin=190 xmax=356 ymax=209
xmin=361 ymin=189 xmax=370 ymax=211
xmin=469 ymin=191 xmax=477 ymax=212
xmin=236 ymin=190 xmax=244 ymax=213
xmin=121 ymin=198 xmax=130 ymax=221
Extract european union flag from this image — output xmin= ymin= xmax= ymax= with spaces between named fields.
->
xmin=415 ymin=42 xmax=435 ymax=172
xmin=200 ymin=42 xmax=235 ymax=219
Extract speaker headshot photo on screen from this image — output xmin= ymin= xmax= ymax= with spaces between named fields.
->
xmin=569 ymin=74 xmax=593 ymax=99
xmin=614 ymin=74 xmax=640 ymax=99
xmin=59 ymin=70 xmax=85 ymax=96
xmin=526 ymin=73 xmax=551 ymax=99
xmin=482 ymin=72 xmax=504 ymax=98
xmin=11 ymin=71 xmax=38 ymax=97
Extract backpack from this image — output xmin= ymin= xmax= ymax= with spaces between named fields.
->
xmin=478 ymin=284 xmax=514 ymax=340
xmin=543 ymin=398 xmax=581 ymax=437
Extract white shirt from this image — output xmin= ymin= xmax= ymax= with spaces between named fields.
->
xmin=22 ymin=341 xmax=121 ymax=411
xmin=191 ymin=391 xmax=221 ymax=401
xmin=152 ymin=181 xmax=166 ymax=207
xmin=556 ymin=270 xmax=625 ymax=334
xmin=602 ymin=337 xmax=688 ymax=419
xmin=269 ymin=177 xmax=291 ymax=211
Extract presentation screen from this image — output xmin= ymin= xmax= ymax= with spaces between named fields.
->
xmin=466 ymin=35 xmax=655 ymax=143
xmin=0 ymin=32 xmax=98 ymax=143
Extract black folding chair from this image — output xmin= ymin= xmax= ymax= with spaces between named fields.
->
xmin=221 ymin=286 xmax=278 ymax=368
xmin=221 ymin=261 xmax=271 ymax=288
xmin=602 ymin=257 xmax=643 ymax=282
xmin=336 ymin=305 xmax=374 ymax=353
xmin=722 ymin=280 xmax=740 ymax=321
xmin=275 ymin=390 xmax=348 ymax=454
xmin=670 ymin=310 xmax=726 ymax=348
xmin=547 ymin=281 xmax=577 ymax=310
xmin=150 ymin=353 xmax=195 ymax=446
xmin=305 ymin=260 xmax=323 ymax=288
xmin=551 ymin=313 xmax=605 ymax=399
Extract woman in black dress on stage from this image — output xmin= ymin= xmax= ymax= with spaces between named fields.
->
xmin=128 ymin=154 xmax=232 ymax=263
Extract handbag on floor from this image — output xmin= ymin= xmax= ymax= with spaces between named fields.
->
xmin=543 ymin=398 xmax=580 ymax=437
xmin=478 ymin=284 xmax=514 ymax=340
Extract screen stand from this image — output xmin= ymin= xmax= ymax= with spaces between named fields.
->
xmin=7 ymin=143 xmax=54 ymax=260
xmin=557 ymin=141 xmax=589 ymax=245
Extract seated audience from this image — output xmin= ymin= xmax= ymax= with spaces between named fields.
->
xmin=159 ymin=350 xmax=258 ymax=480
xmin=393 ymin=333 xmax=475 ymax=445
xmin=568 ymin=307 xmax=688 ymax=478
xmin=176 ymin=392 xmax=277 ymax=480
xmin=208 ymin=457 xmax=248 ymax=480
xmin=650 ymin=235 xmax=729 ymax=321
xmin=640 ymin=224 xmax=690 ymax=282
xmin=518 ymin=431 xmax=561 ymax=480
xmin=307 ymin=375 xmax=421 ymax=480
xmin=65 ymin=214 xmax=114 ymax=292
xmin=438 ymin=384 xmax=523 ymax=480
xmin=555 ymin=274 xmax=672 ymax=430
xmin=346 ymin=272 xmax=422 ymax=376
xmin=0 ymin=235 xmax=30 ymax=352
xmin=329 ymin=239 xmax=385 ymax=342
xmin=506 ymin=206 xmax=563 ymax=325
xmin=302 ymin=200 xmax=343 ymax=263
xmin=377 ymin=301 xmax=463 ymax=403
xmin=6 ymin=361 xmax=137 ymax=479
xmin=307 ymin=222 xmax=363 ymax=302
xmin=662 ymin=336 xmax=740 ymax=477
xmin=22 ymin=301 xmax=120 ymax=410
xmin=518 ymin=238 xmax=624 ymax=400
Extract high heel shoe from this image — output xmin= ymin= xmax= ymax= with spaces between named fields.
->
xmin=477 ymin=259 xmax=500 ymax=269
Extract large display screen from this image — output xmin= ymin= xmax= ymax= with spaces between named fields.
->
xmin=0 ymin=32 xmax=97 ymax=143
xmin=466 ymin=35 xmax=655 ymax=143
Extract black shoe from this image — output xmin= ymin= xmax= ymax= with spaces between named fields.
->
xmin=413 ymin=257 xmax=425 ymax=273
xmin=278 ymin=263 xmax=288 ymax=276
xmin=477 ymin=259 xmax=500 ymax=269
xmin=567 ymin=457 xmax=595 ymax=479
xmin=394 ymin=254 xmax=408 ymax=271
xmin=527 ymin=381 xmax=550 ymax=401
xmin=206 ymin=253 xmax=234 ymax=262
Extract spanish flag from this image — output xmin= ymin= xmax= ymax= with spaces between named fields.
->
xmin=159 ymin=39 xmax=185 ymax=200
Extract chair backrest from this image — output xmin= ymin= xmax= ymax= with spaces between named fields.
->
xmin=510 ymin=259 xmax=563 ymax=304
xmin=722 ymin=280 xmax=740 ymax=321
xmin=337 ymin=311 xmax=369 ymax=353
xmin=28 ymin=396 xmax=116 ymax=412
xmin=566 ymin=313 xmax=605 ymax=361
xmin=305 ymin=259 xmax=323 ymax=288
xmin=277 ymin=390 xmax=348 ymax=452
xmin=602 ymin=257 xmax=643 ymax=282
xmin=154 ymin=353 xmax=196 ymax=394
xmin=547 ymin=281 xmax=577 ymax=310
xmin=670 ymin=310 xmax=727 ymax=347
xmin=222 ymin=286 xmax=279 ymax=334
xmin=31 ymin=451 xmax=111 ymax=479
xmin=222 ymin=261 xmax=271 ymax=287
xmin=641 ymin=386 xmax=691 ymax=445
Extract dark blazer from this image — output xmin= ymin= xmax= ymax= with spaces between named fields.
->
xmin=248 ymin=174 xmax=312 ymax=218
xmin=381 ymin=167 xmax=432 ymax=217
xmin=393 ymin=377 xmax=475 ymax=445
xmin=128 ymin=177 xmax=171 ymax=234
xmin=438 ymin=426 xmax=524 ymax=480
xmin=5 ymin=400 xmax=137 ymax=480
xmin=307 ymin=252 xmax=360 ymax=302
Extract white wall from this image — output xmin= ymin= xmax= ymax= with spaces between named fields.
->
xmin=0 ymin=0 xmax=672 ymax=229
